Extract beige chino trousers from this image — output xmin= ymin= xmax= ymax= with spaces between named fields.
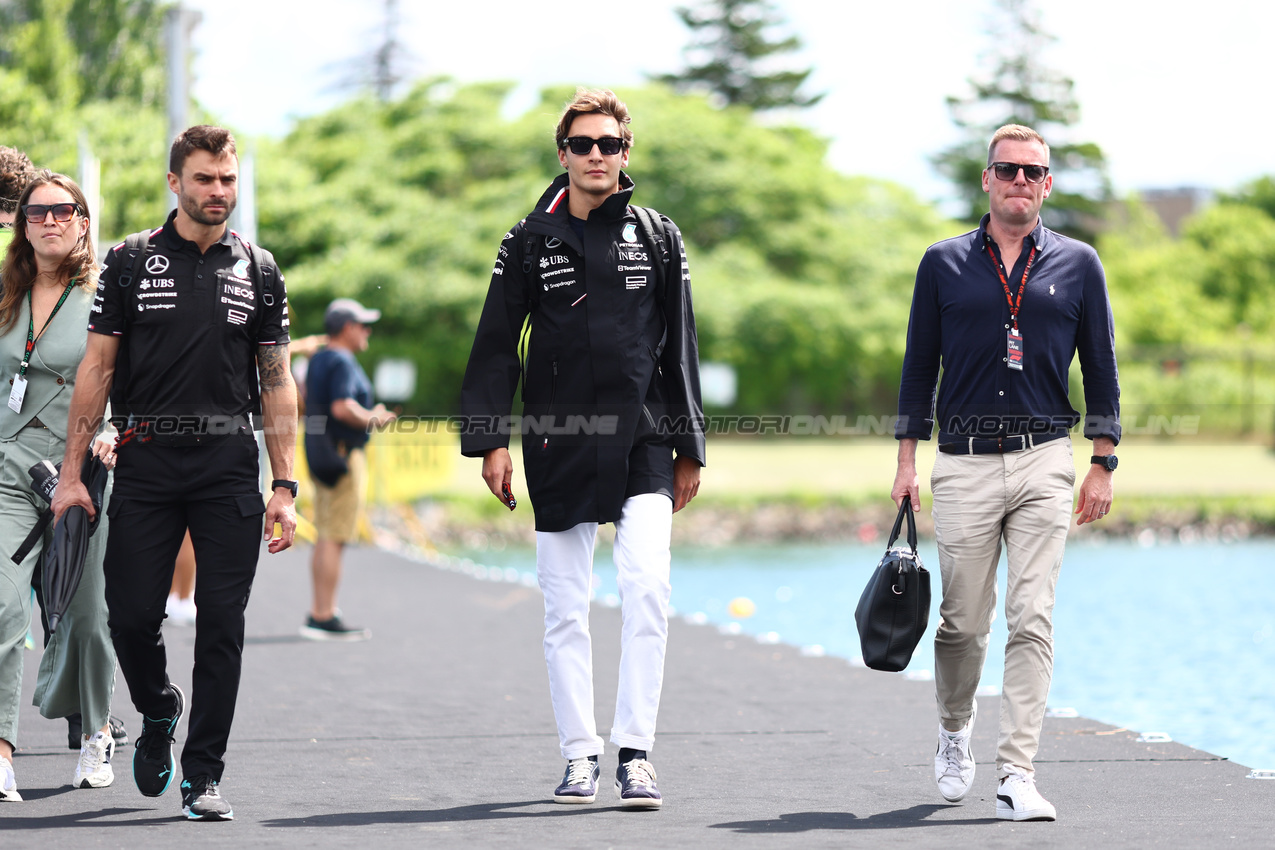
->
xmin=930 ymin=437 xmax=1075 ymax=778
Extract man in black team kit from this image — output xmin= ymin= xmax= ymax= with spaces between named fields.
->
xmin=461 ymin=89 xmax=705 ymax=808
xmin=52 ymin=125 xmax=297 ymax=821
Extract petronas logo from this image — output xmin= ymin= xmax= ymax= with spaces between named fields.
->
xmin=622 ymin=223 xmax=638 ymax=243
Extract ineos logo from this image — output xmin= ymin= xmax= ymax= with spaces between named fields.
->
xmin=145 ymin=255 xmax=170 ymax=275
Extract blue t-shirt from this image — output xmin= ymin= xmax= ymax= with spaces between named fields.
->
xmin=306 ymin=347 xmax=374 ymax=449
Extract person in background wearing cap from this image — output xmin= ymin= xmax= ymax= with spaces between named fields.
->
xmin=300 ymin=298 xmax=395 ymax=640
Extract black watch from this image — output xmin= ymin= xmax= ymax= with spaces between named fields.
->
xmin=1090 ymin=455 xmax=1118 ymax=472
xmin=272 ymin=479 xmax=299 ymax=498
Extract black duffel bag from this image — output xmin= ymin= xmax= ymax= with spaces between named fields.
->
xmin=854 ymin=496 xmax=931 ymax=672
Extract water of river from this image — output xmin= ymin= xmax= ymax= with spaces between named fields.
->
xmin=447 ymin=538 xmax=1275 ymax=771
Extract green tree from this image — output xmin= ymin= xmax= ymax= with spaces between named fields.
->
xmin=653 ymin=0 xmax=822 ymax=110
xmin=0 ymin=0 xmax=168 ymax=107
xmin=934 ymin=0 xmax=1109 ymax=242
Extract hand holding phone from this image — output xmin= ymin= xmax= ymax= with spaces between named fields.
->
xmin=501 ymin=482 xmax=517 ymax=511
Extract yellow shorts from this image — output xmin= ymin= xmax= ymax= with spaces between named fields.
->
xmin=312 ymin=446 xmax=367 ymax=543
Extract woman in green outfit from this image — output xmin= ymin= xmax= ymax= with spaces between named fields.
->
xmin=0 ymin=171 xmax=119 ymax=800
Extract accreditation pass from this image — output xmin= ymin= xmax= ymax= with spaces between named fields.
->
xmin=1007 ymin=329 xmax=1024 ymax=371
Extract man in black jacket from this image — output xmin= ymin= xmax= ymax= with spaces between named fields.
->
xmin=461 ymin=89 xmax=705 ymax=809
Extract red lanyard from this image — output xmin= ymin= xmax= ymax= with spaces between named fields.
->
xmin=984 ymin=241 xmax=1036 ymax=333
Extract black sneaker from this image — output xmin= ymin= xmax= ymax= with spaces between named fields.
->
xmin=67 ymin=714 xmax=129 ymax=750
xmin=299 ymin=614 xmax=371 ymax=642
xmin=181 ymin=775 xmax=234 ymax=821
xmin=615 ymin=758 xmax=662 ymax=809
xmin=553 ymin=756 xmax=600 ymax=804
xmin=133 ymin=683 xmax=184 ymax=797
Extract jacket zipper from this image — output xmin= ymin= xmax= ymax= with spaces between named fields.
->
xmin=543 ymin=360 xmax=557 ymax=451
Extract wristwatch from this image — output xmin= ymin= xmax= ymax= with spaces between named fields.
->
xmin=272 ymin=479 xmax=299 ymax=497
xmin=1090 ymin=455 xmax=1118 ymax=472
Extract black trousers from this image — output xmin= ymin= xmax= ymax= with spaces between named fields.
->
xmin=103 ymin=429 xmax=265 ymax=782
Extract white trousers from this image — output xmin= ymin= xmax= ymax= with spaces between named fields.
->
xmin=536 ymin=493 xmax=673 ymax=760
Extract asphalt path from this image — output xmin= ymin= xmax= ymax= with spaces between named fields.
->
xmin=6 ymin=542 xmax=1270 ymax=848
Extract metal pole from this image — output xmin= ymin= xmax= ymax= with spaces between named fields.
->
xmin=165 ymin=4 xmax=203 ymax=211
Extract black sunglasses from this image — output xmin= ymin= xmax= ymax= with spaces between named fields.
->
xmin=990 ymin=162 xmax=1050 ymax=184
xmin=561 ymin=136 xmax=626 ymax=156
xmin=21 ymin=202 xmax=82 ymax=223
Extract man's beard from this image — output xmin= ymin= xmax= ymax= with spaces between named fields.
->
xmin=180 ymin=192 xmax=236 ymax=226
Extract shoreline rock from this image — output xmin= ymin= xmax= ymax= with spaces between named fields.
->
xmin=372 ymin=500 xmax=1270 ymax=551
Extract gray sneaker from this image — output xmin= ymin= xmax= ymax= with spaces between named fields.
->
xmin=181 ymin=775 xmax=234 ymax=821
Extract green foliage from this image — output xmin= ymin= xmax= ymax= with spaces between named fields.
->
xmin=0 ymin=0 xmax=168 ymax=107
xmin=653 ymin=0 xmax=823 ymax=110
xmin=933 ymin=0 xmax=1109 ymax=242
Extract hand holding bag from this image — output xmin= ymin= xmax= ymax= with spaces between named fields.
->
xmin=854 ymin=496 xmax=931 ymax=672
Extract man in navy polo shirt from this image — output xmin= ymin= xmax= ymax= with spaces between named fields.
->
xmin=892 ymin=124 xmax=1120 ymax=822
xmin=301 ymin=297 xmax=395 ymax=641
xmin=53 ymin=125 xmax=297 ymax=821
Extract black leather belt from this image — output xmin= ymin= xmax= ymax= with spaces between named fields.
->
xmin=938 ymin=431 xmax=1067 ymax=455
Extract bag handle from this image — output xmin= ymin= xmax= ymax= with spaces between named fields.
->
xmin=886 ymin=495 xmax=918 ymax=554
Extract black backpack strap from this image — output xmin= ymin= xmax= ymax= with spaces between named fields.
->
xmin=521 ymin=226 xmax=541 ymax=314
xmin=118 ymin=229 xmax=153 ymax=291
xmin=630 ymin=205 xmax=671 ymax=304
xmin=237 ymin=237 xmax=281 ymax=422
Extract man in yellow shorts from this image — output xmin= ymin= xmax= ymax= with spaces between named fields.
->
xmin=301 ymin=298 xmax=396 ymax=641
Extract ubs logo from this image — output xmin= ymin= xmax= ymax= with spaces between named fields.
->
xmin=145 ymin=255 xmax=170 ymax=275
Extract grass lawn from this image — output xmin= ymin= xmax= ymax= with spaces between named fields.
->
xmin=440 ymin=437 xmax=1275 ymax=501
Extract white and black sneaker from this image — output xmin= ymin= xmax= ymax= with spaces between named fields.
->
xmin=996 ymin=767 xmax=1057 ymax=821
xmin=74 ymin=731 xmax=115 ymax=788
xmin=553 ymin=756 xmax=600 ymax=803
xmin=0 ymin=756 xmax=20 ymax=802
xmin=935 ymin=699 xmax=977 ymax=802
xmin=299 ymin=613 xmax=371 ymax=642
xmin=181 ymin=775 xmax=234 ymax=821
xmin=615 ymin=758 xmax=662 ymax=809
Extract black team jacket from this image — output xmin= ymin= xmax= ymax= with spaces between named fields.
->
xmin=460 ymin=172 xmax=706 ymax=532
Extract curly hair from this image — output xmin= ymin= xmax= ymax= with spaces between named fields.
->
xmin=0 ymin=170 xmax=97 ymax=334
xmin=0 ymin=145 xmax=36 ymax=217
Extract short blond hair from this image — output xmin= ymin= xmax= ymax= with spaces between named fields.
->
xmin=554 ymin=89 xmax=633 ymax=151
xmin=988 ymin=125 xmax=1049 ymax=165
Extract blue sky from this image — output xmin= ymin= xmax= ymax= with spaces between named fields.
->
xmin=187 ymin=0 xmax=1275 ymax=206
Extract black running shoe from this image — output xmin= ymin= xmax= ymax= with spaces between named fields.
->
xmin=67 ymin=714 xmax=129 ymax=750
xmin=133 ymin=683 xmax=184 ymax=797
xmin=181 ymin=775 xmax=233 ymax=821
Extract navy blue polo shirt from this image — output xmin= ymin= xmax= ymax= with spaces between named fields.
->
xmin=896 ymin=215 xmax=1121 ymax=444
xmin=305 ymin=347 xmax=373 ymax=450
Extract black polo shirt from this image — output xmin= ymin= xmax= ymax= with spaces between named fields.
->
xmin=90 ymin=210 xmax=290 ymax=425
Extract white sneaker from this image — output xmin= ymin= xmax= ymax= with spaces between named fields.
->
xmin=74 ymin=731 xmax=115 ymax=788
xmin=996 ymin=767 xmax=1056 ymax=821
xmin=1 ymin=755 xmax=21 ymax=801
xmin=165 ymin=594 xmax=197 ymax=627
xmin=934 ymin=699 xmax=977 ymax=802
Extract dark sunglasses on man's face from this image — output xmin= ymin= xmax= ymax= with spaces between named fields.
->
xmin=990 ymin=162 xmax=1050 ymax=184
xmin=21 ymin=202 xmax=82 ymax=223
xmin=562 ymin=136 xmax=626 ymax=156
